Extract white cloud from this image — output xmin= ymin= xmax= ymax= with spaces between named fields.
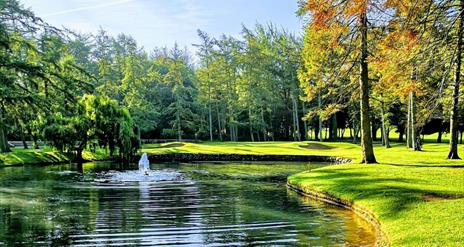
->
xmin=43 ymin=0 xmax=136 ymax=17
xmin=19 ymin=0 xmax=301 ymax=53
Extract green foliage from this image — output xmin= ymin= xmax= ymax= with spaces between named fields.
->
xmin=0 ymin=1 xmax=142 ymax=159
xmin=195 ymin=24 xmax=303 ymax=141
xmin=288 ymin=141 xmax=464 ymax=246
xmin=43 ymin=113 xmax=88 ymax=153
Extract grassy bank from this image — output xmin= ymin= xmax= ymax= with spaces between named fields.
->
xmin=146 ymin=141 xmax=464 ymax=246
xmin=0 ymin=148 xmax=111 ymax=166
xmin=143 ymin=141 xmax=357 ymax=156
xmin=143 ymin=141 xmax=464 ymax=166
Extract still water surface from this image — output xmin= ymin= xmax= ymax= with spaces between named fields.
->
xmin=0 ymin=162 xmax=375 ymax=246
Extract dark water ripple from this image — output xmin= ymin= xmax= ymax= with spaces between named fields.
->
xmin=0 ymin=163 xmax=375 ymax=246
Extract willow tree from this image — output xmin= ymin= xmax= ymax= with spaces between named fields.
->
xmin=0 ymin=0 xmax=93 ymax=152
xmin=0 ymin=0 xmax=42 ymax=152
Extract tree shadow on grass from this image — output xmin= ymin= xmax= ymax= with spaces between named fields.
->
xmin=3 ymin=151 xmax=68 ymax=165
xmin=291 ymin=169 xmax=464 ymax=219
xmin=382 ymin=163 xmax=464 ymax=168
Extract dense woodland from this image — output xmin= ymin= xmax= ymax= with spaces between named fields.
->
xmin=2 ymin=0 xmax=464 ymax=162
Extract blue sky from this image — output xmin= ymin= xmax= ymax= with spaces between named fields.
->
xmin=20 ymin=0 xmax=304 ymax=52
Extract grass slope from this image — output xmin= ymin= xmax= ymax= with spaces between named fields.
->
xmin=146 ymin=141 xmax=464 ymax=246
xmin=0 ymin=148 xmax=110 ymax=166
xmin=0 ymin=148 xmax=69 ymax=166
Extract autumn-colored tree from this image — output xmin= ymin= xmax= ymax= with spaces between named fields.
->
xmin=300 ymin=0 xmax=388 ymax=163
xmin=373 ymin=24 xmax=423 ymax=150
xmin=382 ymin=0 xmax=464 ymax=158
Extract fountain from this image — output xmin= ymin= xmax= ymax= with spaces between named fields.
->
xmin=139 ymin=153 xmax=150 ymax=175
xmin=96 ymin=153 xmax=183 ymax=182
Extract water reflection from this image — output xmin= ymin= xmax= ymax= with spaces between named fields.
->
xmin=0 ymin=162 xmax=375 ymax=246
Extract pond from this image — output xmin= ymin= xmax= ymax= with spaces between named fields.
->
xmin=0 ymin=162 xmax=375 ymax=246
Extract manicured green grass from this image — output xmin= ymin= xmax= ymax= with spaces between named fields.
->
xmin=82 ymin=148 xmax=112 ymax=161
xmin=145 ymin=141 xmax=464 ymax=246
xmin=289 ymin=164 xmax=464 ymax=246
xmin=143 ymin=141 xmax=464 ymax=167
xmin=0 ymin=147 xmax=111 ymax=166
xmin=0 ymin=148 xmax=69 ymax=166
xmin=143 ymin=141 xmax=355 ymax=156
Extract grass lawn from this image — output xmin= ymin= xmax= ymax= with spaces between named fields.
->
xmin=0 ymin=148 xmax=69 ymax=166
xmin=145 ymin=141 xmax=464 ymax=246
xmin=0 ymin=147 xmax=110 ymax=166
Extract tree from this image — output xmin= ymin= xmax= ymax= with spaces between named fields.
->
xmin=44 ymin=95 xmax=139 ymax=161
xmin=448 ymin=0 xmax=464 ymax=159
xmin=0 ymin=0 xmax=94 ymax=152
xmin=299 ymin=0 xmax=390 ymax=163
xmin=195 ymin=30 xmax=215 ymax=141
xmin=155 ymin=45 xmax=198 ymax=140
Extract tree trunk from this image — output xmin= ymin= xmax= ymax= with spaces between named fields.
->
xmin=318 ymin=91 xmax=323 ymax=142
xmin=229 ymin=111 xmax=237 ymax=142
xmin=354 ymin=124 xmax=360 ymax=144
xmin=302 ymin=102 xmax=308 ymax=140
xmin=291 ymin=95 xmax=301 ymax=141
xmin=32 ymin=135 xmax=39 ymax=149
xmin=216 ymin=103 xmax=223 ymax=141
xmin=0 ymin=126 xmax=9 ymax=153
xmin=407 ymin=93 xmax=412 ymax=148
xmin=385 ymin=127 xmax=391 ymax=149
xmin=437 ymin=130 xmax=443 ymax=143
xmin=381 ymin=102 xmax=391 ymax=148
xmin=329 ymin=114 xmax=337 ymax=141
xmin=261 ymin=109 xmax=267 ymax=141
xmin=448 ymin=0 xmax=464 ymax=159
xmin=176 ymin=107 xmax=182 ymax=141
xmin=315 ymin=122 xmax=320 ymax=141
xmin=0 ymin=110 xmax=10 ymax=153
xmin=174 ymin=93 xmax=182 ymax=141
xmin=21 ymin=133 xmax=28 ymax=149
xmin=17 ymin=121 xmax=28 ymax=149
xmin=208 ymin=103 xmax=213 ymax=141
xmin=371 ymin=123 xmax=378 ymax=141
xmin=229 ymin=122 xmax=234 ymax=141
xmin=359 ymin=10 xmax=376 ymax=163
xmin=410 ymin=92 xmax=418 ymax=151
xmin=248 ymin=107 xmax=254 ymax=142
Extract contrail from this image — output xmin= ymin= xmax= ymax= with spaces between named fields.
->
xmin=43 ymin=0 xmax=136 ymax=17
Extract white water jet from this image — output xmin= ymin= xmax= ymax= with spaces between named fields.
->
xmin=95 ymin=153 xmax=184 ymax=183
xmin=138 ymin=153 xmax=150 ymax=175
xmin=100 ymin=170 xmax=183 ymax=182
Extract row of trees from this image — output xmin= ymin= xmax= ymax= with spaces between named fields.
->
xmin=298 ymin=0 xmax=464 ymax=162
xmin=195 ymin=25 xmax=304 ymax=142
xmin=74 ymin=23 xmax=306 ymax=142
xmin=3 ymin=0 xmax=312 ymax=153
xmin=1 ymin=0 xmax=139 ymax=160
xmin=4 ymin=0 xmax=464 ymax=163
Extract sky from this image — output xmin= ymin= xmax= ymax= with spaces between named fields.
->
xmin=19 ymin=0 xmax=304 ymax=53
